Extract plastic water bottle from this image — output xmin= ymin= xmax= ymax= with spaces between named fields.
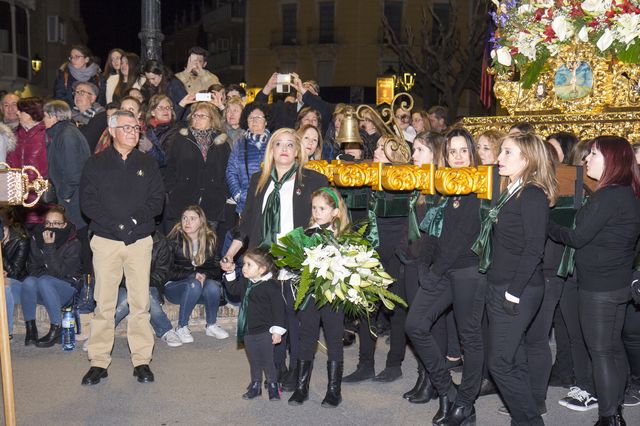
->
xmin=61 ymin=308 xmax=76 ymax=351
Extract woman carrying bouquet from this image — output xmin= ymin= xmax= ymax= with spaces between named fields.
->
xmin=288 ymin=187 xmax=350 ymax=408
xmin=220 ymin=128 xmax=328 ymax=390
xmin=405 ymin=128 xmax=485 ymax=426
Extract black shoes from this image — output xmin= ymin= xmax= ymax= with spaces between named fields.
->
xmin=409 ymin=376 xmax=438 ymax=404
xmin=373 ymin=366 xmax=402 ymax=383
xmin=267 ymin=382 xmax=280 ymax=401
xmin=280 ymin=365 xmax=298 ymax=392
xmin=321 ymin=361 xmax=343 ymax=408
xmin=243 ymin=381 xmax=262 ymax=399
xmin=288 ymin=360 xmax=313 ymax=406
xmin=24 ymin=320 xmax=38 ymax=346
xmin=342 ymin=362 xmax=375 ymax=383
xmin=35 ymin=324 xmax=61 ymax=348
xmin=440 ymin=404 xmax=476 ymax=426
xmin=404 ymin=366 xmax=426 ymax=399
xmin=433 ymin=386 xmax=457 ymax=426
xmin=81 ymin=367 xmax=108 ymax=385
xmin=133 ymin=364 xmax=154 ymax=383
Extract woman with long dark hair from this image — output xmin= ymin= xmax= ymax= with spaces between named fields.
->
xmin=141 ymin=60 xmax=192 ymax=121
xmin=549 ymin=136 xmax=640 ymax=426
xmin=106 ymin=52 xmax=145 ymax=104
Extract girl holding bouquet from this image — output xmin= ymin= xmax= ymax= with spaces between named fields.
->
xmin=288 ymin=187 xmax=350 ymax=408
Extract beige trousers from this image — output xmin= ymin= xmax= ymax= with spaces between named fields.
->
xmin=88 ymin=235 xmax=154 ymax=368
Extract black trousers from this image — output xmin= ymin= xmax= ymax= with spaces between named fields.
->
xmin=245 ymin=331 xmax=277 ymax=383
xmin=298 ymin=303 xmax=344 ymax=362
xmin=580 ymin=287 xmax=630 ymax=417
xmin=525 ymin=276 xmax=563 ymax=403
xmin=274 ymin=280 xmax=300 ymax=369
xmin=487 ymin=282 xmax=544 ymax=426
xmin=624 ymin=302 xmax=640 ymax=387
xmin=551 ymin=301 xmax=574 ymax=379
xmin=559 ymin=277 xmax=594 ymax=393
xmin=354 ymin=217 xmax=407 ymax=368
xmin=405 ymin=265 xmax=486 ymax=407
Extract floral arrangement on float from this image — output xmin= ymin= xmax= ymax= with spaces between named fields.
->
xmin=270 ymin=226 xmax=407 ymax=319
xmin=490 ymin=0 xmax=640 ymax=88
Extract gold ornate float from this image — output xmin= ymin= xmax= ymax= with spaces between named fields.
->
xmin=464 ymin=43 xmax=640 ymax=141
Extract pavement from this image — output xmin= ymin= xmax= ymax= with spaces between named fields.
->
xmin=4 ymin=319 xmax=640 ymax=426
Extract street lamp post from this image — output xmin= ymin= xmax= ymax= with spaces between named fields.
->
xmin=139 ymin=0 xmax=164 ymax=62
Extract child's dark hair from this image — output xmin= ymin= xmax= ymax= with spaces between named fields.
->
xmin=244 ymin=247 xmax=277 ymax=276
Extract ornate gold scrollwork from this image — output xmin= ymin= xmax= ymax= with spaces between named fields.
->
xmin=0 ymin=163 xmax=49 ymax=207
xmin=434 ymin=165 xmax=494 ymax=200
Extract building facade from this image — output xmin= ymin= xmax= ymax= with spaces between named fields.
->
xmin=0 ymin=0 xmax=87 ymax=97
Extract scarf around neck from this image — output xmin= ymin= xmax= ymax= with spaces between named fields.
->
xmin=68 ymin=62 xmax=100 ymax=83
xmin=244 ymin=128 xmax=271 ymax=150
xmin=260 ymin=164 xmax=298 ymax=250
xmin=190 ymin=127 xmax=214 ymax=161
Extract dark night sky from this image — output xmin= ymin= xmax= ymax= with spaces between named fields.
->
xmin=80 ymin=1 xmax=185 ymax=66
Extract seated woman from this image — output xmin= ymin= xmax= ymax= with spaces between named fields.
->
xmin=1 ymin=208 xmax=29 ymax=340
xmin=165 ymin=205 xmax=227 ymax=343
xmin=21 ymin=206 xmax=82 ymax=348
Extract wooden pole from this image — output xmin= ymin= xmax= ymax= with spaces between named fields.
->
xmin=0 ymin=249 xmax=16 ymax=425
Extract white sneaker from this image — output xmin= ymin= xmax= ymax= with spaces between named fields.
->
xmin=564 ymin=388 xmax=598 ymax=411
xmin=161 ymin=330 xmax=183 ymax=347
xmin=205 ymin=323 xmax=229 ymax=339
xmin=175 ymin=326 xmax=194 ymax=343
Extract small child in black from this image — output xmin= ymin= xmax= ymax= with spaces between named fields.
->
xmin=224 ymin=247 xmax=286 ymax=401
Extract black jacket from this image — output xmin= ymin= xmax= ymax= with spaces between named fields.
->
xmin=46 ymin=120 xmax=91 ymax=228
xmin=420 ymin=195 xmax=481 ymax=279
xmin=224 ymin=273 xmax=285 ymax=336
xmin=80 ymin=146 xmax=165 ymax=244
xmin=78 ymin=110 xmax=108 ymax=153
xmin=27 ymin=223 xmax=82 ymax=288
xmin=164 ymin=128 xmax=231 ymax=223
xmin=488 ymin=185 xmax=549 ymax=298
xmin=167 ymin=234 xmax=221 ymax=282
xmin=3 ymin=228 xmax=29 ymax=280
xmin=237 ymin=168 xmax=329 ymax=249
xmin=549 ymin=185 xmax=640 ymax=292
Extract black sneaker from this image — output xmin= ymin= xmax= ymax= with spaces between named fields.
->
xmin=563 ymin=388 xmax=598 ymax=412
xmin=623 ymin=387 xmax=640 ymax=407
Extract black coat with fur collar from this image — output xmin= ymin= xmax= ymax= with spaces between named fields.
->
xmin=26 ymin=223 xmax=82 ymax=288
xmin=164 ymin=127 xmax=231 ymax=223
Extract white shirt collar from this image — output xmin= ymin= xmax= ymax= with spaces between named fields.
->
xmin=507 ymin=177 xmax=523 ymax=194
xmin=250 ymin=272 xmax=273 ymax=283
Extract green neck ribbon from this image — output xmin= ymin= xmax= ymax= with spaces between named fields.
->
xmin=260 ymin=164 xmax=298 ymax=250
xmin=237 ymin=280 xmax=265 ymax=343
xmin=419 ymin=196 xmax=449 ymax=238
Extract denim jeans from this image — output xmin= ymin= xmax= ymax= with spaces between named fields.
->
xmin=5 ymin=278 xmax=22 ymax=334
xmin=164 ymin=277 xmax=222 ymax=327
xmin=114 ymin=287 xmax=173 ymax=338
xmin=22 ymin=275 xmax=76 ymax=325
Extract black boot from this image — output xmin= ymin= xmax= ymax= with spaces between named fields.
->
xmin=403 ymin=365 xmax=426 ymax=399
xmin=281 ymin=364 xmax=298 ymax=392
xmin=24 ymin=320 xmax=38 ymax=346
xmin=373 ymin=366 xmax=402 ymax=382
xmin=267 ymin=382 xmax=280 ymax=401
xmin=242 ymin=381 xmax=262 ymax=399
xmin=321 ymin=361 xmax=343 ymax=408
xmin=594 ymin=416 xmax=621 ymax=426
xmin=35 ymin=324 xmax=61 ymax=348
xmin=342 ymin=361 xmax=374 ymax=383
xmin=440 ymin=403 xmax=476 ymax=426
xmin=478 ymin=377 xmax=497 ymax=396
xmin=288 ymin=360 xmax=313 ymax=406
xmin=433 ymin=386 xmax=457 ymax=425
xmin=409 ymin=376 xmax=438 ymax=404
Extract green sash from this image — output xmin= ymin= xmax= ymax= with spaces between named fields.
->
xmin=471 ymin=182 xmax=522 ymax=273
xmin=419 ymin=196 xmax=449 ymax=237
xmin=237 ymin=280 xmax=265 ymax=343
xmin=260 ymin=164 xmax=298 ymax=250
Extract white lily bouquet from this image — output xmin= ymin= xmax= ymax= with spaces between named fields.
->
xmin=270 ymin=225 xmax=407 ymax=318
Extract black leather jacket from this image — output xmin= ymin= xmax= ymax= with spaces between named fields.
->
xmin=2 ymin=228 xmax=29 ymax=280
xmin=168 ymin=234 xmax=221 ymax=282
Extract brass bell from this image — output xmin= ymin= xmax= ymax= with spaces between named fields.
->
xmin=335 ymin=110 xmax=363 ymax=145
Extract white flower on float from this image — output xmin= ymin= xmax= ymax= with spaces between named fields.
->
xmin=578 ymin=26 xmax=590 ymax=42
xmin=552 ymin=15 xmax=572 ymax=41
xmin=581 ymin=0 xmax=613 ymax=14
xmin=615 ymin=13 xmax=640 ymax=46
xmin=596 ymin=28 xmax=614 ymax=52
xmin=514 ymin=32 xmax=539 ymax=60
xmin=492 ymin=46 xmax=513 ymax=66
xmin=518 ymin=4 xmax=532 ymax=14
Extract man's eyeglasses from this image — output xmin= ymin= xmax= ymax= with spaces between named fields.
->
xmin=114 ymin=125 xmax=141 ymax=134
xmin=155 ymin=105 xmax=172 ymax=111
xmin=73 ymin=90 xmax=94 ymax=97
